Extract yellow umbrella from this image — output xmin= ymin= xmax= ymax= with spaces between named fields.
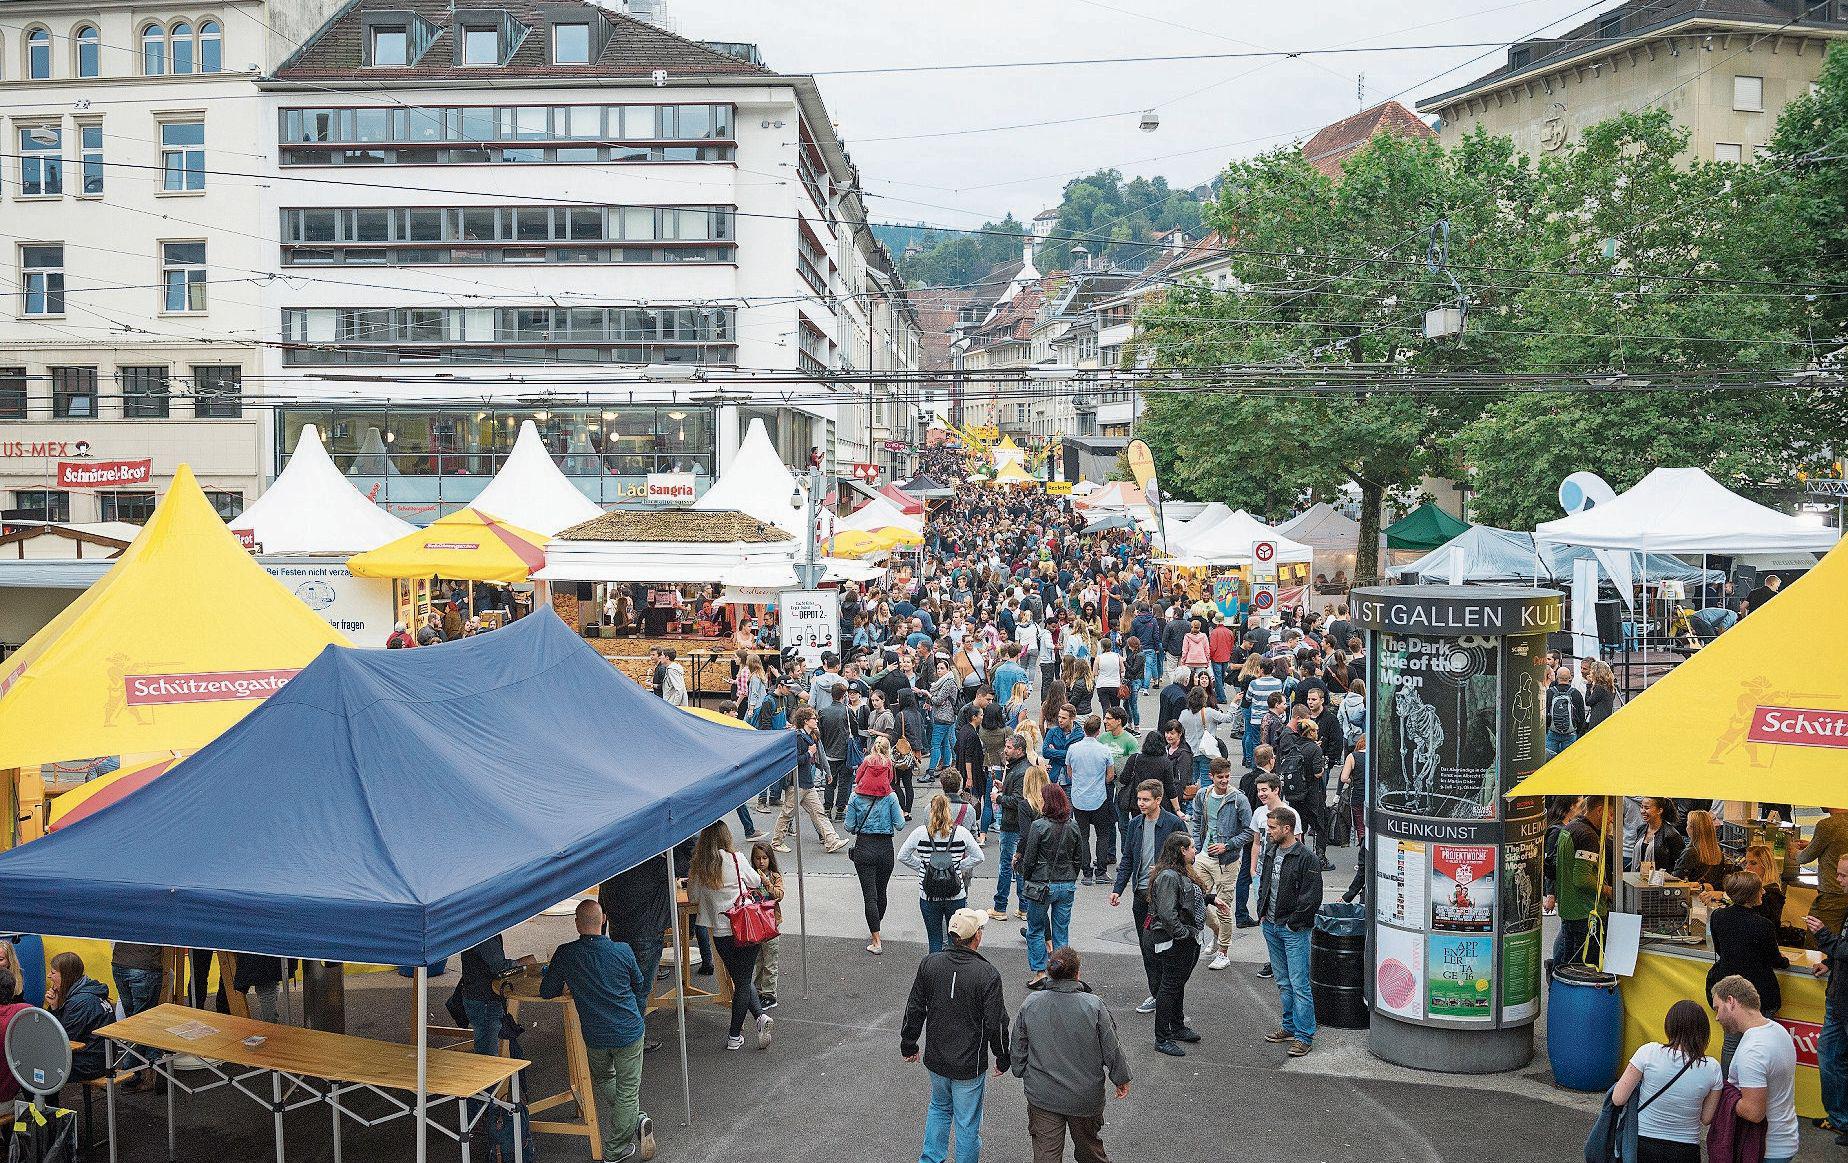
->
xmin=0 ymin=466 xmax=348 ymax=771
xmin=1510 ymin=539 xmax=1848 ymax=804
xmin=682 ymin=705 xmax=754 ymax=730
xmin=347 ymin=507 xmax=548 ymax=585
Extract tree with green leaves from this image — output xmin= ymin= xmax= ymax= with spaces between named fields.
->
xmin=1137 ymin=129 xmax=1535 ymax=582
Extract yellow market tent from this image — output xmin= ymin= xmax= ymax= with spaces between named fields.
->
xmin=1510 ymin=539 xmax=1848 ymax=804
xmin=346 ymin=507 xmax=548 ymax=585
xmin=992 ymin=460 xmax=1038 ymax=488
xmin=0 ymin=466 xmax=348 ymax=772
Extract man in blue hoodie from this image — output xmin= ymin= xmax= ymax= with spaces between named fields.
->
xmin=543 ymin=900 xmax=654 ymax=1163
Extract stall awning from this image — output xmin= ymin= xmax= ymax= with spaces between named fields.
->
xmin=1509 ymin=539 xmax=1848 ymax=804
xmin=1386 ymin=502 xmax=1470 ymax=552
xmin=1534 ymin=467 xmax=1838 ymax=555
xmin=347 ymin=507 xmax=547 ymax=584
xmin=0 ymin=611 xmax=798 ymax=965
xmin=0 ymin=466 xmax=349 ymax=771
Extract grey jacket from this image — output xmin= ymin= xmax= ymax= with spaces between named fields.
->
xmin=1009 ymin=979 xmax=1131 ymax=1118
xmin=1189 ymin=787 xmax=1253 ymax=867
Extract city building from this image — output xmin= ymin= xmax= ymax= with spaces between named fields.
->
xmin=0 ymin=0 xmax=348 ymax=524
xmin=1418 ymin=0 xmax=1848 ymax=164
xmin=1301 ymin=100 xmax=1435 ymax=177
xmin=262 ymin=0 xmax=919 ymax=519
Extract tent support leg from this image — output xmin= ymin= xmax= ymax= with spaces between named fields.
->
xmin=666 ymin=854 xmax=692 ymax=1128
xmin=415 ymin=965 xmax=428 ymax=1163
xmin=794 ymin=776 xmax=809 ymax=1001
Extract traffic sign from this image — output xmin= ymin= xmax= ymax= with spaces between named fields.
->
xmin=1254 ymin=540 xmax=1276 ymax=564
xmin=1251 ymin=585 xmax=1277 ymax=613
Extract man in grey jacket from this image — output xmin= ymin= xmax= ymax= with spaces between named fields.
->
xmin=1011 ymin=946 xmax=1131 ymax=1163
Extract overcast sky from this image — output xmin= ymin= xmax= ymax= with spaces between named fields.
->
xmin=667 ymin=0 xmax=1613 ymax=229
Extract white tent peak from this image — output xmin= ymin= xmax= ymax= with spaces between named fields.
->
xmin=230 ymin=424 xmax=416 ymax=554
xmin=470 ymin=420 xmax=603 ymax=537
xmin=1173 ymin=510 xmax=1313 ymax=566
xmin=695 ymin=418 xmax=808 ymax=537
xmin=1535 ymin=466 xmax=1838 ymax=554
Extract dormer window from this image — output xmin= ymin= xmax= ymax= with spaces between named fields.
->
xmin=363 ymin=12 xmax=436 ymax=67
xmin=462 ymin=25 xmax=498 ymax=64
xmin=372 ymin=26 xmax=409 ymax=65
xmin=551 ymin=22 xmax=590 ymax=64
xmin=1509 ymin=45 xmax=1531 ymax=70
xmin=451 ymin=11 xmax=527 ymax=67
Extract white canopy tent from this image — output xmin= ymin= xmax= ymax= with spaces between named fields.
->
xmin=468 ymin=420 xmax=604 ymax=537
xmin=1166 ymin=502 xmax=1240 ymax=554
xmin=231 ymin=425 xmax=416 ymax=554
xmin=1534 ymin=467 xmax=1838 ymax=555
xmin=1276 ymin=502 xmax=1380 ymax=584
xmin=695 ymin=418 xmax=812 ymax=539
xmin=1168 ymin=510 xmax=1314 ymax=567
xmin=835 ymin=495 xmax=923 ymax=537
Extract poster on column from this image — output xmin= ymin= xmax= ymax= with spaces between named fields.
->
xmin=1501 ymin=834 xmax=1545 ymax=934
xmin=1501 ymin=927 xmax=1541 ymax=1022
xmin=1374 ymin=838 xmax=1429 ymax=928
xmin=1501 ymin=631 xmax=1549 ymax=810
xmin=1426 ymin=934 xmax=1494 ymax=1021
xmin=1429 ymin=845 xmax=1496 ymax=933
xmin=1372 ymin=631 xmax=1502 ymax=820
xmin=1375 ymin=926 xmax=1425 ymax=1021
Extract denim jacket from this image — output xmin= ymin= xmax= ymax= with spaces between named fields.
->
xmin=845 ymin=792 xmax=904 ymax=836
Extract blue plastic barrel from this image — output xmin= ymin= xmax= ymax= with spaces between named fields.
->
xmin=7 ymin=934 xmax=46 ymax=1006
xmin=1547 ymin=966 xmax=1623 ymax=1091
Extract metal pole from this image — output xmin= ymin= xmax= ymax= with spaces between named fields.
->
xmin=414 ymin=965 xmax=428 ymax=1163
xmin=794 ymin=765 xmax=810 ymax=1001
xmin=666 ymin=854 xmax=692 ymax=1128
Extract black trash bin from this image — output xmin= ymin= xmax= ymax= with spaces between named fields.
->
xmin=1311 ymin=903 xmax=1369 ymax=1029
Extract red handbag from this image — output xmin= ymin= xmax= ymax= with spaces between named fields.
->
xmin=724 ymin=852 xmax=780 ymax=947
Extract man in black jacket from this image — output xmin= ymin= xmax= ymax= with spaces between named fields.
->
xmin=1805 ymin=852 xmax=1848 ymax=1145
xmin=1111 ymin=778 xmax=1188 ymax=1016
xmin=1257 ymin=806 xmax=1324 ymax=1057
xmin=989 ymin=735 xmax=1031 ymax=920
xmin=901 ymin=908 xmax=1011 ymax=1163
xmin=1277 ymin=708 xmax=1334 ymax=872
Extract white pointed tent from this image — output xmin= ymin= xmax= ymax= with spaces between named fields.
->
xmin=231 ymin=425 xmax=416 ymax=555
xmin=1534 ymin=467 xmax=1838 ymax=555
xmin=469 ymin=421 xmax=604 ymax=537
xmin=1167 ymin=502 xmax=1238 ymax=552
xmin=693 ymin=418 xmax=808 ymax=538
xmin=836 ymin=494 xmax=923 ymax=537
xmin=1170 ymin=510 xmax=1313 ymax=567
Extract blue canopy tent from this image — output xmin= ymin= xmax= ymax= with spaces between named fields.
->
xmin=0 ymin=609 xmax=797 ymax=1152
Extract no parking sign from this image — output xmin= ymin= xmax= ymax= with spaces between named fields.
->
xmin=1251 ymin=584 xmax=1277 ymax=614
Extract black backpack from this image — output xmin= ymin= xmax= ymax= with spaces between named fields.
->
xmin=1546 ymin=686 xmax=1576 ymax=736
xmin=922 ymin=837 xmax=963 ymax=901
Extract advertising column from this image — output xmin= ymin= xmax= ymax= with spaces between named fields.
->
xmin=1353 ymin=585 xmax=1561 ymax=1074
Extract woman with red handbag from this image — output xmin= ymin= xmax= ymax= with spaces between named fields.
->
xmin=689 ymin=821 xmax=775 ymax=1051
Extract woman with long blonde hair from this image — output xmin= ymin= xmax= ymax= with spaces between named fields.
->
xmin=688 ymin=820 xmax=772 ymax=1050
xmin=1673 ymin=809 xmax=1737 ymax=893
xmin=1020 ymin=765 xmax=1050 ymax=832
xmin=898 ymin=793 xmax=983 ymax=953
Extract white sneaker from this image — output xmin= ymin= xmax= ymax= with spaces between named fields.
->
xmin=1209 ymin=953 xmax=1231 ymax=971
xmin=726 ymin=1034 xmax=745 ymax=1051
xmin=1135 ymin=996 xmax=1157 ymax=1014
xmin=756 ymin=1012 xmax=774 ymax=1050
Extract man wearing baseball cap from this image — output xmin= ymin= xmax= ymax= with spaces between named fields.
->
xmin=901 ymin=907 xmax=1011 ymax=1163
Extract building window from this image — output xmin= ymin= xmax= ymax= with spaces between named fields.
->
xmin=462 ymin=25 xmax=499 ymax=65
xmin=204 ymin=489 xmax=242 ymax=519
xmin=21 ymin=245 xmax=63 ymax=316
xmin=279 ymin=305 xmax=737 ymax=365
xmin=278 ymin=204 xmax=737 ymax=266
xmin=19 ymin=127 xmax=62 ymax=196
xmin=1508 ymin=45 xmax=1531 ymax=70
xmin=0 ymin=368 xmax=24 ymax=419
xmin=141 ymin=24 xmax=165 ymax=74
xmin=100 ymin=491 xmax=158 ymax=524
xmin=1596 ymin=11 xmax=1622 ymax=39
xmin=160 ymin=121 xmax=205 ymax=191
xmin=120 ymin=365 xmax=171 ymax=418
xmin=198 ymin=20 xmax=221 ymax=73
xmin=170 ymin=21 xmax=195 ymax=74
xmin=371 ymin=25 xmax=408 ymax=65
xmin=1733 ymin=75 xmax=1764 ymax=112
xmin=552 ymin=22 xmax=590 ymax=63
xmin=192 ymin=365 xmax=242 ymax=417
xmin=26 ymin=27 xmax=51 ymax=79
xmin=79 ymin=124 xmax=103 ymax=195
xmin=161 ymin=242 xmax=206 ymax=312
xmin=277 ymin=103 xmax=737 ymax=166
xmin=75 ymin=25 xmax=99 ymax=77
xmin=1714 ymin=142 xmax=1743 ymax=163
xmin=49 ymin=366 xmax=96 ymax=418
xmin=13 ymin=490 xmax=69 ymax=522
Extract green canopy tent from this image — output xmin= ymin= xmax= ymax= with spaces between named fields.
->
xmin=1385 ymin=501 xmax=1471 ymax=552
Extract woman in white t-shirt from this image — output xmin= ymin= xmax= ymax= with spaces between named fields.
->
xmin=1094 ymin=644 xmax=1125 ymax=719
xmin=1610 ymin=1000 xmax=1723 ymax=1163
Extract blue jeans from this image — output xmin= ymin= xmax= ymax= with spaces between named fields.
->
xmin=920 ymin=896 xmax=965 ymax=955
xmin=1234 ymin=860 xmax=1255 ymax=925
xmin=1545 ymin=730 xmax=1577 ymax=757
xmin=1821 ymin=992 xmax=1848 ymax=1131
xmin=992 ymin=831 xmax=1020 ymax=912
xmin=1127 ymin=679 xmax=1147 ymax=727
xmin=112 ymin=966 xmax=164 ymax=1019
xmin=463 ymin=996 xmax=504 ymax=1056
xmin=736 ymin=802 xmax=756 ymax=838
xmin=1263 ymin=921 xmax=1316 ymax=1044
xmin=930 ymin=722 xmax=955 ymax=771
xmin=920 ymin=1071 xmax=986 ymax=1163
xmin=1024 ymin=882 xmax=1075 ymax=973
xmin=1210 ymin=661 xmax=1226 ymax=703
xmin=1242 ymin=721 xmax=1260 ymax=769
xmin=1143 ymin=652 xmax=1161 ymax=686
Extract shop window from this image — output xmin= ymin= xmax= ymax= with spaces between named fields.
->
xmin=12 ymin=490 xmax=69 ymax=522
xmin=49 ymin=365 xmax=96 ymax=418
xmin=204 ymin=489 xmax=242 ymax=519
xmin=100 ymin=491 xmax=158 ymax=523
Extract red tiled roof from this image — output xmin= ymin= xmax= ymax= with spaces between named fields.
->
xmin=275 ymin=0 xmax=772 ymax=81
xmin=1300 ymin=100 xmax=1434 ymax=178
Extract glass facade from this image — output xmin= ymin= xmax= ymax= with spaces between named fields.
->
xmin=279 ymin=204 xmax=735 ymax=266
xmin=279 ymin=103 xmax=735 ymax=166
xmin=279 ymin=305 xmax=736 ymax=366
xmin=275 ymin=405 xmax=716 ymax=512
